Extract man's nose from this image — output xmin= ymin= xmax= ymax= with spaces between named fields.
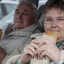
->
xmin=17 ymin=14 xmax=22 ymax=19
xmin=52 ymin=20 xmax=58 ymax=28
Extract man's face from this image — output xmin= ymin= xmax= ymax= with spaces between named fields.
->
xmin=44 ymin=8 xmax=64 ymax=40
xmin=14 ymin=3 xmax=36 ymax=29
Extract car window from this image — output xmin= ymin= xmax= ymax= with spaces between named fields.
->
xmin=0 ymin=5 xmax=3 ymax=20
xmin=4 ymin=3 xmax=17 ymax=14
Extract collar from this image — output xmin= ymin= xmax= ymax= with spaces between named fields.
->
xmin=8 ymin=23 xmax=40 ymax=36
xmin=56 ymin=41 xmax=64 ymax=47
xmin=13 ymin=23 xmax=39 ymax=32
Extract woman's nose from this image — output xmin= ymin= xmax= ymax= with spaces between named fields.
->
xmin=52 ymin=20 xmax=58 ymax=28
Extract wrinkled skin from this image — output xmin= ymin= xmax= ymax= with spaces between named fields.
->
xmin=14 ymin=2 xmax=37 ymax=29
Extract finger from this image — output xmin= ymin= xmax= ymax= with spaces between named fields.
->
xmin=39 ymin=39 xmax=50 ymax=47
xmin=31 ymin=40 xmax=40 ymax=45
xmin=26 ymin=43 xmax=39 ymax=53
xmin=27 ymin=46 xmax=36 ymax=54
xmin=25 ymin=44 xmax=37 ymax=54
xmin=30 ymin=43 xmax=39 ymax=50
xmin=37 ymin=45 xmax=47 ymax=57
xmin=23 ymin=45 xmax=37 ymax=57
xmin=39 ymin=51 xmax=46 ymax=59
xmin=25 ymin=49 xmax=36 ymax=57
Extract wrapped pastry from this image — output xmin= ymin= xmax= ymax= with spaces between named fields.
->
xmin=30 ymin=31 xmax=58 ymax=64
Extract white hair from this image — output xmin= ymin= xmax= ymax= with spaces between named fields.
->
xmin=18 ymin=0 xmax=39 ymax=18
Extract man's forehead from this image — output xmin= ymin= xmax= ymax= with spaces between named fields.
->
xmin=16 ymin=7 xmax=32 ymax=12
xmin=16 ymin=5 xmax=33 ymax=12
xmin=18 ymin=3 xmax=32 ymax=9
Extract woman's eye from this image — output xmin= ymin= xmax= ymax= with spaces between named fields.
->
xmin=58 ymin=18 xmax=64 ymax=21
xmin=45 ymin=18 xmax=52 ymax=21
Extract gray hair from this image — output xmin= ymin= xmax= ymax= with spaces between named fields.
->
xmin=18 ymin=0 xmax=39 ymax=18
xmin=38 ymin=13 xmax=45 ymax=27
xmin=39 ymin=0 xmax=64 ymax=26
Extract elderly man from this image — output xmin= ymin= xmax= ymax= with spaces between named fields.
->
xmin=0 ymin=1 xmax=41 ymax=64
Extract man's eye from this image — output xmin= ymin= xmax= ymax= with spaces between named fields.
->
xmin=15 ymin=11 xmax=19 ymax=14
xmin=23 ymin=13 xmax=28 ymax=16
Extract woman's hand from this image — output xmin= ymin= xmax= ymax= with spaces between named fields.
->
xmin=37 ymin=39 xmax=61 ymax=62
xmin=18 ymin=40 xmax=40 ymax=64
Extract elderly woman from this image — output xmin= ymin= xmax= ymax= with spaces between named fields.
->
xmin=6 ymin=0 xmax=64 ymax=64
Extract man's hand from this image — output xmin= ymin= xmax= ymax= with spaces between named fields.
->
xmin=0 ymin=46 xmax=6 ymax=62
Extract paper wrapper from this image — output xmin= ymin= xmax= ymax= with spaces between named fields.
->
xmin=31 ymin=56 xmax=50 ymax=64
xmin=30 ymin=31 xmax=58 ymax=64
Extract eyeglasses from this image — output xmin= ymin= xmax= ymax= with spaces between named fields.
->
xmin=44 ymin=17 xmax=64 ymax=25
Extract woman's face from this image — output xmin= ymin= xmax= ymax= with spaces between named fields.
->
xmin=44 ymin=8 xmax=64 ymax=41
